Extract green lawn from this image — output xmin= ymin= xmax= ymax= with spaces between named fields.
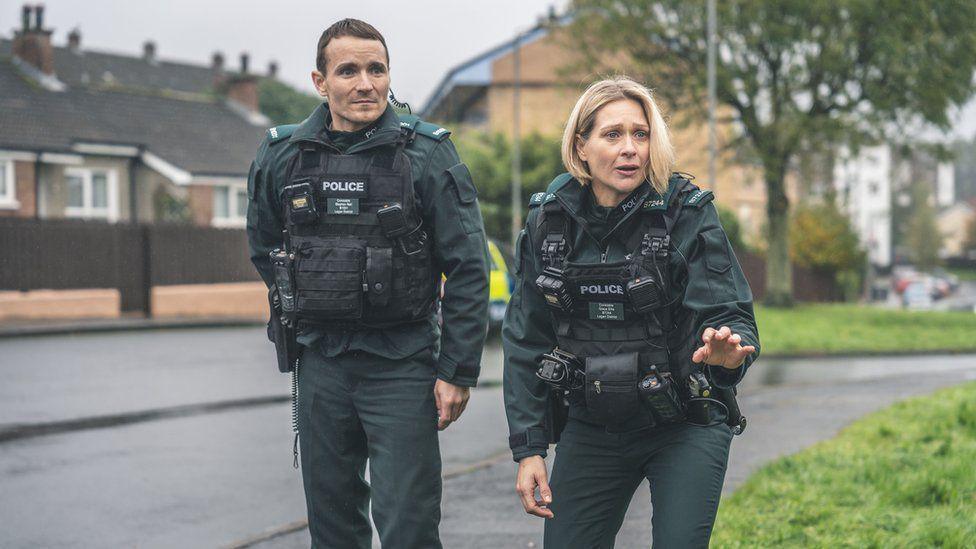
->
xmin=756 ymin=304 xmax=976 ymax=355
xmin=712 ymin=382 xmax=976 ymax=547
xmin=947 ymin=267 xmax=976 ymax=282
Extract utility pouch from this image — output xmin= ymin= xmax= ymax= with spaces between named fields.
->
xmin=267 ymin=286 xmax=300 ymax=373
xmin=283 ymin=180 xmax=318 ymax=225
xmin=366 ymin=246 xmax=393 ymax=307
xmin=293 ymin=236 xmax=366 ymax=320
xmin=584 ymin=352 xmax=641 ymax=425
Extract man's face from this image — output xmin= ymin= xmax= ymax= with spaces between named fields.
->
xmin=311 ymin=36 xmax=390 ymax=132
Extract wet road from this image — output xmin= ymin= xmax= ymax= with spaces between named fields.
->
xmin=1 ymin=328 xmax=975 ymax=548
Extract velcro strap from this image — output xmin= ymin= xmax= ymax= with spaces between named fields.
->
xmin=509 ymin=427 xmax=549 ymax=450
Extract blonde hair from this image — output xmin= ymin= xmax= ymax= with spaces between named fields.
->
xmin=561 ymin=76 xmax=674 ymax=194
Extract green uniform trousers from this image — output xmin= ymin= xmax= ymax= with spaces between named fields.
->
xmin=544 ymin=418 xmax=733 ymax=548
xmin=297 ymin=346 xmax=442 ymax=549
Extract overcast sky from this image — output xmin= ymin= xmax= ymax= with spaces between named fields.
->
xmin=3 ymin=0 xmax=974 ymax=138
xmin=1 ymin=0 xmax=568 ymax=111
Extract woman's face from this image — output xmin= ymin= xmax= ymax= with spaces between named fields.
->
xmin=577 ymin=98 xmax=650 ymax=206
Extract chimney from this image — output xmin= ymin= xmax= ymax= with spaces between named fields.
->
xmin=267 ymin=61 xmax=278 ymax=78
xmin=12 ymin=4 xmax=55 ymax=75
xmin=143 ymin=40 xmax=156 ymax=64
xmin=211 ymin=51 xmax=224 ymax=72
xmin=219 ymin=51 xmax=259 ymax=113
xmin=67 ymin=28 xmax=81 ymax=53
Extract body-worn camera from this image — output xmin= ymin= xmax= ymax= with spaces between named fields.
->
xmin=536 ymin=267 xmax=574 ymax=312
xmin=637 ymin=366 xmax=685 ymax=423
xmin=536 ymin=348 xmax=585 ymax=391
xmin=283 ymin=181 xmax=317 ymax=225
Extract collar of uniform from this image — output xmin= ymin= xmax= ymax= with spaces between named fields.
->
xmin=289 ymin=102 xmax=402 ymax=150
xmin=553 ymin=178 xmax=652 ymax=245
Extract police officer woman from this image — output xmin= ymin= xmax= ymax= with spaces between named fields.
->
xmin=503 ymin=77 xmax=760 ymax=548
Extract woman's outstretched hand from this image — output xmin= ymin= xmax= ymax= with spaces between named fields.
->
xmin=516 ymin=455 xmax=554 ymax=519
xmin=691 ymin=326 xmax=756 ymax=370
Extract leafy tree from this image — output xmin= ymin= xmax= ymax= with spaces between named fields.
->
xmin=567 ymin=0 xmax=976 ymax=306
xmin=454 ymin=131 xmax=564 ymax=243
xmin=153 ymin=186 xmax=190 ymax=224
xmin=790 ymin=201 xmax=863 ymax=274
xmin=904 ymin=181 xmax=944 ymax=270
xmin=258 ymin=78 xmax=322 ymax=126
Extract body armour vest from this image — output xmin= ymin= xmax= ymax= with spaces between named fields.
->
xmin=279 ymin=129 xmax=436 ymax=329
xmin=533 ymin=177 xmax=697 ymax=381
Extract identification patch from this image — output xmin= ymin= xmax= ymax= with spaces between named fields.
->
xmin=327 ymin=198 xmax=360 ymax=215
xmin=320 ymin=177 xmax=369 ymax=198
xmin=589 ymin=302 xmax=624 ymax=321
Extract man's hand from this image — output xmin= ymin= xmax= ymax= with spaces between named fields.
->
xmin=434 ymin=379 xmax=470 ymax=431
xmin=516 ymin=456 xmax=553 ymax=519
xmin=691 ymin=326 xmax=756 ymax=370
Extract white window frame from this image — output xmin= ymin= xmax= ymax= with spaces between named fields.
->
xmin=211 ymin=182 xmax=248 ymax=228
xmin=0 ymin=158 xmax=18 ymax=209
xmin=63 ymin=167 xmax=119 ymax=222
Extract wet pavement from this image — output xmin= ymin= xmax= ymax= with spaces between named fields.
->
xmin=1 ymin=328 xmax=974 ymax=548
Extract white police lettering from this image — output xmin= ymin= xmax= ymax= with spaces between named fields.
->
xmin=580 ymin=284 xmax=624 ymax=295
xmin=620 ymin=195 xmax=640 ymax=213
xmin=687 ymin=190 xmax=705 ymax=203
xmin=321 ymin=181 xmax=366 ymax=192
xmin=269 ymin=127 xmax=279 ymax=139
xmin=365 ymin=127 xmax=377 ymax=139
xmin=433 ymin=127 xmax=447 ymax=136
xmin=644 ymin=199 xmax=665 ymax=209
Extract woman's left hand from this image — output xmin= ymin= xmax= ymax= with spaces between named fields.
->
xmin=691 ymin=326 xmax=756 ymax=370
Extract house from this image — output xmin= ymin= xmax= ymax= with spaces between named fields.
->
xmin=938 ymin=200 xmax=975 ymax=259
xmin=833 ymin=144 xmax=956 ymax=268
xmin=421 ymin=14 xmax=774 ymax=243
xmin=0 ymin=5 xmax=275 ymax=228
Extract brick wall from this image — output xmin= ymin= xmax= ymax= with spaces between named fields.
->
xmin=0 ymin=160 xmax=36 ymax=218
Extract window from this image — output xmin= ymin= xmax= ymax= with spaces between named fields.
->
xmin=63 ymin=168 xmax=118 ymax=221
xmin=212 ymin=183 xmax=248 ymax=227
xmin=0 ymin=159 xmax=16 ymax=208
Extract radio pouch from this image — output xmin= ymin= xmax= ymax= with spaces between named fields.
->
xmin=584 ymin=352 xmax=641 ymax=426
xmin=366 ymin=246 xmax=393 ymax=307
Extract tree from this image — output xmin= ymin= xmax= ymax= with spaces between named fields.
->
xmin=567 ymin=0 xmax=976 ymax=306
xmin=454 ymin=131 xmax=564 ymax=244
xmin=258 ymin=78 xmax=322 ymax=127
xmin=790 ymin=201 xmax=865 ymax=300
xmin=904 ymin=181 xmax=944 ymax=270
xmin=715 ymin=204 xmax=748 ymax=254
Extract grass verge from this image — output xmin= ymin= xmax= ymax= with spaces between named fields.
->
xmin=756 ymin=304 xmax=976 ymax=355
xmin=712 ymin=382 xmax=976 ymax=547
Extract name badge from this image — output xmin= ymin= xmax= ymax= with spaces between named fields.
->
xmin=589 ymin=302 xmax=624 ymax=321
xmin=327 ymin=198 xmax=359 ymax=215
xmin=320 ymin=177 xmax=369 ymax=198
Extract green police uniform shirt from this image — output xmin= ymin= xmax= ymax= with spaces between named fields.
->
xmin=247 ymin=103 xmax=490 ymax=387
xmin=503 ymin=174 xmax=760 ymax=460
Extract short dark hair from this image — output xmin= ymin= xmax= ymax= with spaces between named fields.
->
xmin=316 ymin=19 xmax=389 ymax=73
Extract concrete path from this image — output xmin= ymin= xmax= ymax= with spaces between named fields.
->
xmin=1 ymin=327 xmax=974 ymax=548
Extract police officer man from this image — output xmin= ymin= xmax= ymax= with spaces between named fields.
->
xmin=246 ymin=19 xmax=489 ymax=548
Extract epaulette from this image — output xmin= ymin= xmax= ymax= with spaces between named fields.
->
xmin=682 ymin=187 xmax=715 ymax=208
xmin=398 ymin=114 xmax=451 ymax=141
xmin=529 ymin=173 xmax=573 ymax=208
xmin=266 ymin=124 xmax=298 ymax=144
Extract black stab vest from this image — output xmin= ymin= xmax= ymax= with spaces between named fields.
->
xmin=281 ymin=129 xmax=436 ymax=328
xmin=534 ymin=181 xmax=692 ymax=379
